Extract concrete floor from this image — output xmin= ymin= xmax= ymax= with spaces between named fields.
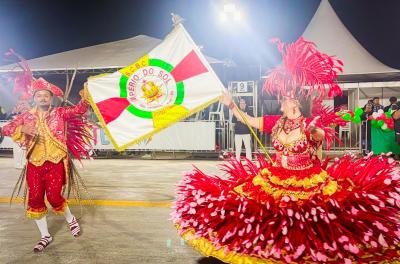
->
xmin=0 ymin=158 xmax=226 ymax=264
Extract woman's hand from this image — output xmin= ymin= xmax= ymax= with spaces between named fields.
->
xmin=308 ymin=116 xmax=324 ymax=141
xmin=221 ymin=91 xmax=233 ymax=107
xmin=79 ymin=85 xmax=89 ymax=101
xmin=307 ymin=116 xmax=320 ymax=133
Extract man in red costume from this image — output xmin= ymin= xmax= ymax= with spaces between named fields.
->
xmin=0 ymin=77 xmax=89 ymax=252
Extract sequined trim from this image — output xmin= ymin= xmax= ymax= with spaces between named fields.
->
xmin=179 ymin=227 xmax=284 ymax=264
xmin=261 ymin=168 xmax=329 ymax=189
xmin=233 ymin=172 xmax=339 ymax=200
xmin=178 ymin=227 xmax=400 ymax=264
xmin=29 ymin=111 xmax=67 ymax=166
xmin=26 ymin=207 xmax=48 ymax=219
xmin=10 ymin=126 xmax=26 ymax=144
xmin=252 ymin=174 xmax=319 ymax=199
xmin=52 ymin=201 xmax=67 ymax=215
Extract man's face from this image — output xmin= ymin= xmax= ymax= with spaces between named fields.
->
xmin=239 ymin=99 xmax=246 ymax=110
xmin=33 ymin=90 xmax=53 ymax=108
xmin=373 ymin=98 xmax=380 ymax=105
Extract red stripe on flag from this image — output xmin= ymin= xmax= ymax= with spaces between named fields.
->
xmin=171 ymin=50 xmax=208 ymax=83
xmin=96 ymin=97 xmax=130 ymax=124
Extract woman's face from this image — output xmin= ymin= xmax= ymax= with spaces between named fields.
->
xmin=280 ymin=96 xmax=299 ymax=115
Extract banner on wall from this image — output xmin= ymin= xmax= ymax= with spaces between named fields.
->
xmin=1 ymin=121 xmax=216 ymax=151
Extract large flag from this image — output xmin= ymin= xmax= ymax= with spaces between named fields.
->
xmin=87 ymin=24 xmax=224 ymax=151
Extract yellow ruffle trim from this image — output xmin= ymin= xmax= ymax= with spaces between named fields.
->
xmin=262 ymin=168 xmax=329 ymax=189
xmin=233 ymin=173 xmax=338 ymax=200
xmin=180 ymin=228 xmax=284 ymax=264
xmin=52 ymin=201 xmax=67 ymax=215
xmin=252 ymin=174 xmax=318 ymax=199
xmin=179 ymin=228 xmax=400 ymax=264
xmin=26 ymin=208 xmax=48 ymax=219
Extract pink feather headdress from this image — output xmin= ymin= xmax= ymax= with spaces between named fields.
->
xmin=263 ymin=37 xmax=343 ymax=101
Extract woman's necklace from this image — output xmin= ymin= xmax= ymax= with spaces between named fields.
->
xmin=282 ymin=116 xmax=303 ymax=134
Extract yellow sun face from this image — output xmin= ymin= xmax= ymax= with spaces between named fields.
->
xmin=141 ymin=81 xmax=164 ymax=103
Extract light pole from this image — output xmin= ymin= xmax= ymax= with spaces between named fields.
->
xmin=217 ymin=1 xmax=245 ymax=153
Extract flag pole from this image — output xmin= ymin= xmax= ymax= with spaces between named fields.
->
xmin=233 ymin=103 xmax=273 ymax=163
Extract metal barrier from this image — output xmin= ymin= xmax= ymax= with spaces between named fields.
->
xmin=1 ymin=119 xmax=363 ymax=155
xmin=246 ymin=122 xmax=362 ymax=155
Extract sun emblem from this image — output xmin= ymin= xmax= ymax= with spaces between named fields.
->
xmin=141 ymin=80 xmax=164 ymax=103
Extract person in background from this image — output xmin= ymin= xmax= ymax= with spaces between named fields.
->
xmin=392 ymin=105 xmax=400 ymax=144
xmin=372 ymin=97 xmax=384 ymax=112
xmin=384 ymin=96 xmax=399 ymax=113
xmin=0 ymin=105 xmax=6 ymax=120
xmin=232 ymin=98 xmax=253 ymax=160
xmin=361 ymin=103 xmax=373 ymax=154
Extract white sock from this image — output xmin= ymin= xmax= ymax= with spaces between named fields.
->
xmin=64 ymin=206 xmax=74 ymax=223
xmin=35 ymin=216 xmax=51 ymax=237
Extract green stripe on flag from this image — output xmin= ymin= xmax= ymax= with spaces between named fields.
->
xmin=126 ymin=105 xmax=153 ymax=119
xmin=174 ymin=82 xmax=184 ymax=105
xmin=119 ymin=75 xmax=128 ymax=98
xmin=149 ymin=59 xmax=174 ymax=72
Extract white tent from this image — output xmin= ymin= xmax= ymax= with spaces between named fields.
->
xmin=0 ymin=34 xmax=223 ymax=72
xmin=303 ymin=0 xmax=399 ymax=77
xmin=303 ymin=0 xmax=400 ymax=100
xmin=0 ymin=34 xmax=224 ymax=112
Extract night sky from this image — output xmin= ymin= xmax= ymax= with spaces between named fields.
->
xmin=0 ymin=0 xmax=399 ymax=69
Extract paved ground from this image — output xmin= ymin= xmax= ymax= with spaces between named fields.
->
xmin=0 ymin=158 xmax=226 ymax=264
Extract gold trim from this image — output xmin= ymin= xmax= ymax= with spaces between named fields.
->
xmin=262 ymin=168 xmax=329 ymax=189
xmin=253 ymin=174 xmax=318 ymax=199
xmin=180 ymin=228 xmax=284 ymax=264
xmin=86 ymin=84 xmax=223 ymax=151
xmin=42 ymin=113 xmax=68 ymax=152
xmin=10 ymin=126 xmax=24 ymax=142
xmin=26 ymin=208 xmax=48 ymax=219
xmin=179 ymin=227 xmax=400 ymax=264
xmin=52 ymin=201 xmax=67 ymax=215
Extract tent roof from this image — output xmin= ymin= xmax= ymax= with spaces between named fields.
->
xmin=303 ymin=0 xmax=400 ymax=79
xmin=0 ymin=35 xmax=223 ymax=72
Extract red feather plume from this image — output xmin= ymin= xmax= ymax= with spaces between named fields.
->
xmin=263 ymin=37 xmax=343 ymax=101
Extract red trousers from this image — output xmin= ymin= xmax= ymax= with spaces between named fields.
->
xmin=26 ymin=160 xmax=66 ymax=219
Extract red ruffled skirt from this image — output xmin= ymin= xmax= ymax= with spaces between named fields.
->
xmin=172 ymin=154 xmax=400 ymax=263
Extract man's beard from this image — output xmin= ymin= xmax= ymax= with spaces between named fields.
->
xmin=37 ymin=103 xmax=51 ymax=110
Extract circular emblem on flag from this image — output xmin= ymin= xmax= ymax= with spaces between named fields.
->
xmin=120 ymin=59 xmax=184 ymax=119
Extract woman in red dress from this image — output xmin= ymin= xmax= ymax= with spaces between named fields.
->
xmin=172 ymin=38 xmax=400 ymax=263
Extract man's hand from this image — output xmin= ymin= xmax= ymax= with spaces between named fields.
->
xmin=79 ymin=83 xmax=89 ymax=100
xmin=21 ymin=125 xmax=37 ymax=137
